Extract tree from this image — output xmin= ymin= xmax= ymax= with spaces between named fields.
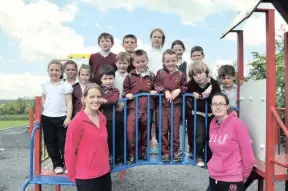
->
xmin=246 ymin=32 xmax=285 ymax=117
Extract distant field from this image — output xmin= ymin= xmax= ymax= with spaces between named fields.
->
xmin=0 ymin=120 xmax=28 ymax=129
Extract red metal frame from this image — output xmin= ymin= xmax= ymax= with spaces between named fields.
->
xmin=230 ymin=30 xmax=244 ymax=114
xmin=35 ymin=96 xmax=42 ymax=191
xmin=284 ymin=32 xmax=288 ymax=155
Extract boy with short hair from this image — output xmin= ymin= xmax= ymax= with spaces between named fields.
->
xmin=122 ymin=34 xmax=137 ymax=56
xmin=122 ymin=49 xmax=157 ymax=164
xmin=122 ymin=34 xmax=137 ymax=72
xmin=218 ymin=64 xmax=238 ymax=109
xmin=99 ymin=65 xmax=120 ymax=165
xmin=89 ymin=32 xmax=117 ymax=85
xmin=190 ymin=46 xmax=205 ymax=61
xmin=154 ymin=49 xmax=187 ymax=162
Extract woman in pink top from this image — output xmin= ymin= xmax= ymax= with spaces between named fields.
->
xmin=208 ymin=92 xmax=254 ymax=191
xmin=65 ymin=83 xmax=111 ymax=191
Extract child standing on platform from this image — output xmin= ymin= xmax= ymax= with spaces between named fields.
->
xmin=65 ymin=83 xmax=112 ymax=191
xmin=123 ymin=49 xmax=157 ymax=164
xmin=41 ymin=59 xmax=73 ymax=174
xmin=171 ymin=40 xmax=188 ymax=155
xmin=99 ymin=65 xmax=120 ymax=164
xmin=186 ymin=60 xmax=221 ymax=167
xmin=122 ymin=34 xmax=137 ymax=72
xmin=218 ymin=65 xmax=238 ymax=109
xmin=89 ymin=32 xmax=116 ymax=85
xmin=154 ymin=49 xmax=187 ymax=162
xmin=64 ymin=60 xmax=78 ymax=86
xmin=72 ymin=64 xmax=93 ymax=118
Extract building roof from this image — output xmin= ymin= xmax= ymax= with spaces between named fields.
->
xmin=220 ymin=0 xmax=288 ymax=39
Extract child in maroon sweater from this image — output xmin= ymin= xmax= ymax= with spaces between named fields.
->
xmin=89 ymin=32 xmax=117 ymax=85
xmin=186 ymin=60 xmax=221 ymax=167
xmin=154 ymin=49 xmax=187 ymax=162
xmin=98 ymin=65 xmax=120 ymax=164
xmin=122 ymin=49 xmax=157 ymax=164
xmin=72 ymin=64 xmax=93 ymax=118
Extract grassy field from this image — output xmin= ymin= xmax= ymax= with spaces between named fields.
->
xmin=0 ymin=120 xmax=28 ymax=129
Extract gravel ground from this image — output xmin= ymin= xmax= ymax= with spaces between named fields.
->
xmin=0 ymin=126 xmax=286 ymax=191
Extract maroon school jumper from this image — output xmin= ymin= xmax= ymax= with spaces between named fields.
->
xmin=186 ymin=77 xmax=221 ymax=153
xmin=100 ymin=86 xmax=119 ymax=157
xmin=72 ymin=83 xmax=82 ymax=118
xmin=89 ymin=52 xmax=116 ymax=85
xmin=122 ymin=69 xmax=155 ymax=156
xmin=154 ymin=68 xmax=187 ymax=156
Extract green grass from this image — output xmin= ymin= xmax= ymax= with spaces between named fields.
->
xmin=0 ymin=120 xmax=28 ymax=129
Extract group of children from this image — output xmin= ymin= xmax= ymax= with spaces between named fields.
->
xmin=41 ymin=28 xmax=239 ymax=175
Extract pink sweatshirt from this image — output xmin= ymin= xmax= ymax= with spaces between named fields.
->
xmin=65 ymin=110 xmax=110 ymax=182
xmin=208 ymin=111 xmax=255 ymax=182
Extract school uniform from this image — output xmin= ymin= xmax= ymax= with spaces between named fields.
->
xmin=113 ymin=71 xmax=128 ymax=159
xmin=65 ymin=110 xmax=111 ymax=191
xmin=41 ymin=80 xmax=73 ymax=169
xmin=220 ymin=84 xmax=237 ymax=108
xmin=89 ymin=51 xmax=116 ymax=85
xmin=122 ymin=69 xmax=155 ymax=159
xmin=186 ymin=77 xmax=221 ymax=161
xmin=154 ymin=68 xmax=187 ymax=158
xmin=100 ymin=86 xmax=119 ymax=159
xmin=177 ymin=60 xmax=187 ymax=76
xmin=72 ymin=83 xmax=86 ymax=118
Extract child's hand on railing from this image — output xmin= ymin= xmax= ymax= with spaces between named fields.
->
xmin=117 ymin=103 xmax=124 ymax=112
xmin=126 ymin=93 xmax=134 ymax=100
xmin=165 ymin=91 xmax=172 ymax=103
xmin=150 ymin=90 xmax=157 ymax=95
xmin=193 ymin=92 xmax=200 ymax=99
xmin=171 ymin=89 xmax=181 ymax=100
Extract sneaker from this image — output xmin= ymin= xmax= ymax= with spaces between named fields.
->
xmin=189 ymin=152 xmax=194 ymax=159
xmin=54 ymin=167 xmax=64 ymax=174
xmin=173 ymin=154 xmax=181 ymax=162
xmin=127 ymin=156 xmax=135 ymax=165
xmin=139 ymin=152 xmax=147 ymax=160
xmin=196 ymin=158 xmax=205 ymax=167
xmin=161 ymin=154 xmax=170 ymax=162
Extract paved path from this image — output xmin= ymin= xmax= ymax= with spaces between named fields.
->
xmin=0 ymin=126 xmax=285 ymax=191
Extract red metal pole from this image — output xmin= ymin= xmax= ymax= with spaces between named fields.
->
xmin=35 ymin=96 xmax=42 ymax=191
xmin=284 ymin=32 xmax=288 ymax=154
xmin=236 ymin=30 xmax=244 ymax=114
xmin=265 ymin=9 xmax=276 ymax=191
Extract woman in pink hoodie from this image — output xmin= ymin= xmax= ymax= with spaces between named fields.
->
xmin=208 ymin=92 xmax=254 ymax=191
xmin=65 ymin=83 xmax=111 ymax=191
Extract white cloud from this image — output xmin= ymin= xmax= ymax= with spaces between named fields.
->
xmin=81 ymin=0 xmax=255 ymax=25
xmin=0 ymin=73 xmax=49 ymax=99
xmin=225 ymin=3 xmax=288 ymax=46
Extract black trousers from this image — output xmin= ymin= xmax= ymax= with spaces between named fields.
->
xmin=187 ymin=114 xmax=212 ymax=159
xmin=106 ymin=119 xmax=124 ymax=160
xmin=76 ymin=172 xmax=112 ymax=191
xmin=41 ymin=115 xmax=67 ymax=169
xmin=209 ymin=177 xmax=244 ymax=191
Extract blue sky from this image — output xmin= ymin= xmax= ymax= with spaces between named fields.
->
xmin=0 ymin=0 xmax=286 ymax=99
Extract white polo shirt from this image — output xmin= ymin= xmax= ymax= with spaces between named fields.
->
xmin=114 ymin=71 xmax=128 ymax=99
xmin=42 ymin=80 xmax=73 ymax=117
xmin=147 ymin=48 xmax=164 ymax=75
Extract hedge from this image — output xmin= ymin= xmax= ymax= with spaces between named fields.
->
xmin=0 ymin=114 xmax=30 ymax=121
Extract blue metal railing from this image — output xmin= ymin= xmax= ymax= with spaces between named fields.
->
xmin=22 ymin=93 xmax=213 ymax=189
